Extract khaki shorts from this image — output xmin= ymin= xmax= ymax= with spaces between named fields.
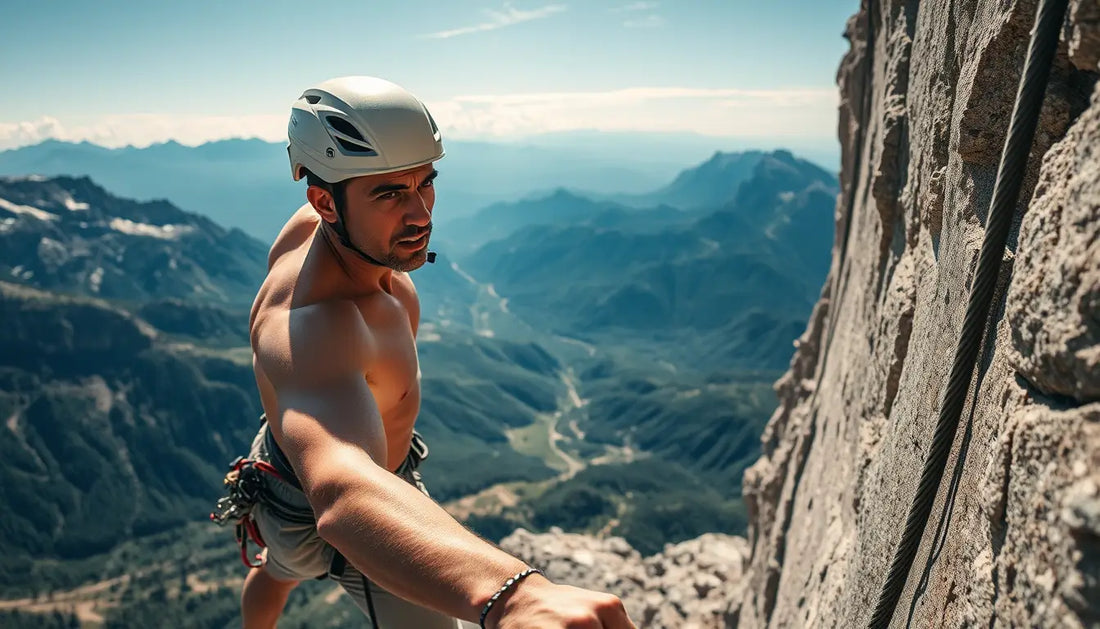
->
xmin=248 ymin=423 xmax=472 ymax=628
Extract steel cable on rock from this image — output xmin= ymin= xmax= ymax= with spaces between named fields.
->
xmin=867 ymin=0 xmax=1068 ymax=626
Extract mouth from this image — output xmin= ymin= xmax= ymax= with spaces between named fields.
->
xmin=396 ymin=231 xmax=430 ymax=250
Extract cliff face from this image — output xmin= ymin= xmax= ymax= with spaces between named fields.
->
xmin=737 ymin=1 xmax=1100 ymax=627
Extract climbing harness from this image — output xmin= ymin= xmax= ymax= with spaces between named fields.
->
xmin=210 ymin=455 xmax=314 ymax=568
xmin=868 ymin=0 xmax=1069 ymax=626
xmin=211 ymin=417 xmax=431 ymax=629
xmin=210 ymin=449 xmax=385 ymax=626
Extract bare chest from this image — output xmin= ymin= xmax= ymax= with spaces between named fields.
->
xmin=361 ymin=296 xmax=420 ymax=418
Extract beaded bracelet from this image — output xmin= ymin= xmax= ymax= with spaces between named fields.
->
xmin=478 ymin=567 xmax=543 ymax=628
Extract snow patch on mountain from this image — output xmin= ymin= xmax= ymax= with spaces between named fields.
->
xmin=0 ymin=197 xmax=56 ymax=221
xmin=109 ymin=218 xmax=194 ymax=240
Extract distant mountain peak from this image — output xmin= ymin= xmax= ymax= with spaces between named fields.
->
xmin=706 ymin=149 xmax=766 ymax=162
xmin=647 ymin=150 xmax=768 ymax=210
xmin=546 ymin=187 xmax=590 ymax=202
xmin=0 ymin=175 xmax=268 ymax=305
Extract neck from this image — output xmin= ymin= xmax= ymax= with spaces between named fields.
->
xmin=317 ymin=222 xmax=394 ymax=293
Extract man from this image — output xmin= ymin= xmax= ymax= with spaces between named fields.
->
xmin=239 ymin=76 xmax=636 ymax=628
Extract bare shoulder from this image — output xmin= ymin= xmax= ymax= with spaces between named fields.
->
xmin=267 ymin=203 xmax=319 ymax=268
xmin=253 ymin=299 xmax=372 ymax=388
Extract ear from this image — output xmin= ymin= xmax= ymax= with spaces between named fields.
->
xmin=306 ymin=185 xmax=338 ymax=224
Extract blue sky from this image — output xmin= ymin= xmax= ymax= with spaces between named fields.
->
xmin=0 ymin=1 xmax=858 ymax=150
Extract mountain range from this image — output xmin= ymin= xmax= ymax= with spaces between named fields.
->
xmin=455 ymin=150 xmax=837 ymax=371
xmin=0 ymin=135 xmax=839 ymax=244
xmin=0 ymin=138 xmax=690 ymax=243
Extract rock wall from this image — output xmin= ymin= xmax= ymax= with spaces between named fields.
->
xmin=736 ymin=0 xmax=1100 ymax=627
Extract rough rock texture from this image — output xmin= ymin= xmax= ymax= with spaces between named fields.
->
xmin=500 ymin=528 xmax=748 ymax=629
xmin=737 ymin=0 xmax=1100 ymax=627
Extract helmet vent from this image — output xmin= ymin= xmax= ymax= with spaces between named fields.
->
xmin=304 ymin=94 xmax=322 ymax=104
xmin=324 ymin=116 xmax=378 ymax=155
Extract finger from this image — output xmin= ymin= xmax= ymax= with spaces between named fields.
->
xmin=596 ymin=595 xmax=636 ymax=629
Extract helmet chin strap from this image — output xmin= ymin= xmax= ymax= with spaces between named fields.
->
xmin=329 ymin=188 xmax=435 ymax=267
xmin=331 ymin=218 xmax=390 ymax=266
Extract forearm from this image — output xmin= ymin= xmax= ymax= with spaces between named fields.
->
xmin=313 ymin=463 xmax=531 ymax=623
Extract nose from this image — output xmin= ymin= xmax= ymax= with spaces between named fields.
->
xmin=405 ymin=189 xmax=432 ymax=227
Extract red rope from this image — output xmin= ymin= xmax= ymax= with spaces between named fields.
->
xmin=252 ymin=459 xmax=285 ymax=482
xmin=236 ymin=520 xmax=265 ymax=568
xmin=244 ymin=516 xmax=266 ymax=548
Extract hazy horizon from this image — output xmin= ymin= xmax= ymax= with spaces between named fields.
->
xmin=1 ymin=129 xmax=841 ymax=173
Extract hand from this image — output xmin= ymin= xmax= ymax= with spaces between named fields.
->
xmin=487 ymin=576 xmax=637 ymax=629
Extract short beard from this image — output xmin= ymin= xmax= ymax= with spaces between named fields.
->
xmin=383 ymin=224 xmax=432 ymax=272
xmin=382 ymin=247 xmax=429 ymax=272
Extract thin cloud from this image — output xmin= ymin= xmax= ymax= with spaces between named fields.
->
xmin=611 ymin=2 xmax=659 ymax=12
xmin=0 ymin=114 xmax=286 ymax=151
xmin=0 ymin=117 xmax=66 ymax=150
xmin=611 ymin=3 xmax=663 ymax=28
xmin=422 ymin=3 xmax=566 ymax=40
xmin=624 ymin=14 xmax=664 ymax=28
xmin=0 ymin=87 xmax=838 ymax=150
xmin=427 ymin=86 xmax=838 ymax=138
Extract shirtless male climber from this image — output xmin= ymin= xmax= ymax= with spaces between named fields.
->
xmin=232 ymin=76 xmax=637 ymax=628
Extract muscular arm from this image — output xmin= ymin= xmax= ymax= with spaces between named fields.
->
xmin=255 ymin=300 xmax=531 ymax=623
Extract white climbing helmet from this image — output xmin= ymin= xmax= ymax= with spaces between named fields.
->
xmin=287 ymin=76 xmax=445 ymax=183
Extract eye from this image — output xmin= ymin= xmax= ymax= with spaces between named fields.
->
xmin=420 ymin=178 xmax=435 ymax=188
xmin=378 ymin=191 xmax=400 ymax=201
